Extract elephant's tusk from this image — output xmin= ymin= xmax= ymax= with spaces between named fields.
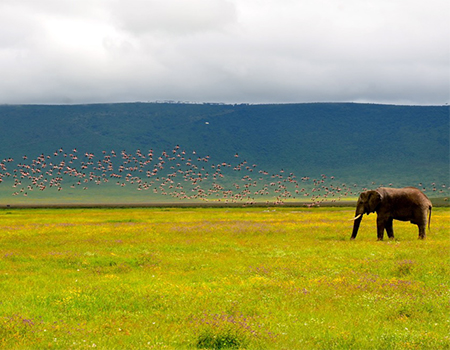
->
xmin=349 ymin=214 xmax=362 ymax=221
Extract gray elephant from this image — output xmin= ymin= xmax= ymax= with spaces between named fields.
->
xmin=351 ymin=187 xmax=432 ymax=240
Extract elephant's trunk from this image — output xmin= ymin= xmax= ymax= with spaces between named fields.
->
xmin=350 ymin=207 xmax=364 ymax=240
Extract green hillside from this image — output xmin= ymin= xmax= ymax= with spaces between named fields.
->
xmin=0 ymin=102 xmax=448 ymax=203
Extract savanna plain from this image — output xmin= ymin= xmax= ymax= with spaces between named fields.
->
xmin=0 ymin=207 xmax=448 ymax=349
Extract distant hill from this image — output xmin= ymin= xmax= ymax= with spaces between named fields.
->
xmin=0 ymin=102 xmax=448 ymax=203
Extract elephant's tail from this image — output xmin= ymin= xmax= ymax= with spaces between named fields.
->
xmin=428 ymin=205 xmax=432 ymax=230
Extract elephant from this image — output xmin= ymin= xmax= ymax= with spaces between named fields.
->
xmin=350 ymin=187 xmax=432 ymax=240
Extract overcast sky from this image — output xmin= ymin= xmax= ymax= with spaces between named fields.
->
xmin=1 ymin=0 xmax=448 ymax=105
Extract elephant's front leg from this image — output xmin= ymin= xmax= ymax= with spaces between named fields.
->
xmin=376 ymin=216 xmax=386 ymax=240
xmin=385 ymin=217 xmax=394 ymax=239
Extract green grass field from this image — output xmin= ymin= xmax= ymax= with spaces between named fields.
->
xmin=0 ymin=207 xmax=448 ymax=349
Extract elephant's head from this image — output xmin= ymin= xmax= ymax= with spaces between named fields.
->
xmin=350 ymin=190 xmax=382 ymax=239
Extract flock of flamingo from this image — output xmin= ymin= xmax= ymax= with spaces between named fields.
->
xmin=0 ymin=146 xmax=447 ymax=204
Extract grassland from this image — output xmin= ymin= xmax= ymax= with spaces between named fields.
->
xmin=0 ymin=207 xmax=448 ymax=349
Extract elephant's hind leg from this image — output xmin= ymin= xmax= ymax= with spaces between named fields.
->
xmin=417 ymin=211 xmax=428 ymax=239
xmin=418 ymin=224 xmax=426 ymax=239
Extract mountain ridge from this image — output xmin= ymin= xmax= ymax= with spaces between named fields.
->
xmin=0 ymin=102 xmax=448 ymax=201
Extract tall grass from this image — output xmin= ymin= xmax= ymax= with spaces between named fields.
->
xmin=0 ymin=207 xmax=448 ymax=349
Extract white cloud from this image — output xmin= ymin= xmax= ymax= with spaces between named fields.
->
xmin=111 ymin=0 xmax=237 ymax=36
xmin=0 ymin=0 xmax=448 ymax=104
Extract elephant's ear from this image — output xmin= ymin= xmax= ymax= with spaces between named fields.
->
xmin=367 ymin=191 xmax=382 ymax=213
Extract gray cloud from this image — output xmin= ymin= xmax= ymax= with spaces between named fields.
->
xmin=112 ymin=0 xmax=237 ymax=36
xmin=0 ymin=0 xmax=448 ymax=105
